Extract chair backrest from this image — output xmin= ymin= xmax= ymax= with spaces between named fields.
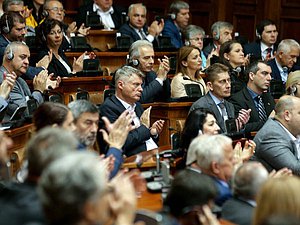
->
xmin=134 ymin=209 xmax=163 ymax=225
xmin=103 ymin=89 xmax=115 ymax=101
xmin=48 ymin=94 xmax=63 ymax=103
xmin=184 ymin=84 xmax=202 ymax=98
xmin=269 ymin=79 xmax=285 ymax=99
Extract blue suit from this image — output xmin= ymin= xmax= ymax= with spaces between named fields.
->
xmin=0 ymin=34 xmax=42 ymax=80
xmin=162 ymin=19 xmax=183 ymax=48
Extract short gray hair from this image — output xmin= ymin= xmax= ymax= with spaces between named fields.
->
xmin=128 ymin=40 xmax=153 ymax=62
xmin=169 ymin=0 xmax=189 ymax=15
xmin=5 ymin=41 xmax=27 ymax=55
xmin=211 ymin=21 xmax=233 ymax=35
xmin=114 ymin=65 xmax=145 ymax=84
xmin=68 ymin=100 xmax=99 ymax=121
xmin=277 ymin=39 xmax=300 ymax=55
xmin=184 ymin=25 xmax=205 ymax=40
xmin=3 ymin=0 xmax=23 ymax=12
xmin=128 ymin=3 xmax=147 ymax=15
xmin=232 ymin=162 xmax=269 ymax=199
xmin=38 ymin=151 xmax=107 ymax=225
xmin=188 ymin=134 xmax=232 ymax=169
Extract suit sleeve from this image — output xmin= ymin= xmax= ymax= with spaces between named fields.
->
xmin=139 ymin=79 xmax=162 ymax=104
xmin=162 ymin=21 xmax=181 ymax=48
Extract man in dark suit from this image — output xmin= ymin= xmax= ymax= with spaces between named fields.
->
xmin=222 ymin=162 xmax=269 ymax=225
xmin=127 ymin=40 xmax=171 ymax=103
xmin=203 ymin=21 xmax=233 ymax=58
xmin=162 ymin=0 xmax=190 ymax=48
xmin=118 ymin=3 xmax=164 ymax=46
xmin=76 ymin=0 xmax=125 ymax=30
xmin=244 ymin=19 xmax=278 ymax=62
xmin=99 ymin=66 xmax=164 ymax=156
xmin=229 ymin=61 xmax=275 ymax=133
xmin=253 ymin=95 xmax=300 ymax=175
xmin=267 ymin=39 xmax=300 ymax=83
xmin=190 ymin=63 xmax=250 ymax=133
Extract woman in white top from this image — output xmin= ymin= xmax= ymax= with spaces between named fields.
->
xmin=171 ymin=46 xmax=207 ymax=98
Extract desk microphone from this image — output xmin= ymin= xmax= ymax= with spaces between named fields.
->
xmin=182 ymin=77 xmax=205 ymax=93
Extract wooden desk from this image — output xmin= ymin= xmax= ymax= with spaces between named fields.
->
xmin=5 ymin=123 xmax=33 ymax=175
xmin=87 ymin=30 xmax=117 ymax=51
xmin=142 ymin=102 xmax=192 ymax=146
xmin=137 ymin=190 xmax=162 ymax=211
xmin=65 ymin=52 xmax=177 ymax=74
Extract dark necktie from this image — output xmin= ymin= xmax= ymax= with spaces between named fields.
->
xmin=218 ymin=102 xmax=228 ymax=121
xmin=266 ymin=47 xmax=272 ymax=54
xmin=139 ymin=29 xmax=147 ymax=40
xmin=257 ymin=95 xmax=267 ymax=122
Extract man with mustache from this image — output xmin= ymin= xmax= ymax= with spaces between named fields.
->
xmin=229 ymin=60 xmax=275 ymax=133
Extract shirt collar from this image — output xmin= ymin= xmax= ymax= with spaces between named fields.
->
xmin=260 ymin=41 xmax=273 ymax=53
xmin=209 ymin=91 xmax=223 ymax=105
xmin=275 ymin=57 xmax=284 ymax=73
xmin=115 ymin=95 xmax=136 ymax=111
xmin=93 ymin=3 xmax=114 ymax=14
xmin=247 ymin=86 xmax=259 ymax=100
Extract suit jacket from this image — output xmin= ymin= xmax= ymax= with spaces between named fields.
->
xmin=229 ymin=87 xmax=275 ymax=133
xmin=0 ymin=97 xmax=7 ymax=121
xmin=140 ymin=71 xmax=171 ymax=103
xmin=0 ymin=66 xmax=43 ymax=120
xmin=211 ymin=176 xmax=232 ymax=207
xmin=161 ymin=19 xmax=183 ymax=48
xmin=268 ymin=58 xmax=300 ymax=82
xmin=99 ymin=95 xmax=156 ymax=156
xmin=36 ymin=48 xmax=72 ymax=77
xmin=253 ymin=118 xmax=300 ymax=175
xmin=76 ymin=3 xmax=125 ymax=29
xmin=0 ymin=34 xmax=42 ymax=80
xmin=189 ymin=93 xmax=235 ymax=133
xmin=243 ymin=41 xmax=277 ymax=61
xmin=222 ymin=197 xmax=254 ymax=225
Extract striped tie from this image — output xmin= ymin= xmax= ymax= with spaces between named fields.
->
xmin=257 ymin=95 xmax=267 ymax=122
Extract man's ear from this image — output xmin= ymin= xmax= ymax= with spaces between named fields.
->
xmin=207 ymin=81 xmax=213 ymax=91
xmin=283 ymin=109 xmax=291 ymax=122
xmin=117 ymin=80 xmax=124 ymax=91
xmin=211 ymin=161 xmax=220 ymax=175
xmin=249 ymin=72 xmax=255 ymax=81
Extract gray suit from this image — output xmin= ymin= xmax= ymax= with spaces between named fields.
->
xmin=253 ymin=118 xmax=300 ymax=175
xmin=189 ymin=93 xmax=235 ymax=133
xmin=0 ymin=66 xmax=43 ymax=120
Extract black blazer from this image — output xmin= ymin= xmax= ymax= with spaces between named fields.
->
xmin=99 ymin=95 xmax=158 ymax=156
xmin=229 ymin=87 xmax=275 ymax=133
xmin=243 ymin=41 xmax=278 ymax=61
xmin=76 ymin=3 xmax=125 ymax=29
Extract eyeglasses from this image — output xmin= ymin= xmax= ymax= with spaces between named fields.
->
xmin=47 ymin=7 xmax=65 ymax=13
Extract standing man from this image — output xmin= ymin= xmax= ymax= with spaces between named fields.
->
xmin=77 ymin=0 xmax=125 ymax=30
xmin=244 ymin=19 xmax=278 ymax=61
xmin=162 ymin=0 xmax=189 ymax=48
xmin=126 ymin=40 xmax=170 ymax=103
xmin=0 ymin=42 xmax=59 ymax=120
xmin=268 ymin=39 xmax=300 ymax=83
xmin=253 ymin=95 xmax=300 ymax=175
xmin=190 ymin=63 xmax=250 ymax=134
xmin=230 ymin=61 xmax=275 ymax=133
xmin=203 ymin=21 xmax=233 ymax=58
xmin=118 ymin=3 xmax=164 ymax=46
xmin=100 ymin=66 xmax=164 ymax=156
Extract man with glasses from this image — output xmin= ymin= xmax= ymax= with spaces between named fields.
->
xmin=42 ymin=0 xmax=90 ymax=51
xmin=99 ymin=66 xmax=164 ymax=156
xmin=162 ymin=0 xmax=190 ymax=48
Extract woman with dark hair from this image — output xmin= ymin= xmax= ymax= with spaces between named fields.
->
xmin=33 ymin=102 xmax=75 ymax=132
xmin=180 ymin=108 xmax=220 ymax=152
xmin=36 ymin=18 xmax=90 ymax=77
xmin=219 ymin=40 xmax=249 ymax=94
xmin=171 ymin=46 xmax=207 ymax=98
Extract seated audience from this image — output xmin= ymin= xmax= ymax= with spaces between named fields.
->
xmin=0 ymin=12 xmax=49 ymax=79
xmin=38 ymin=151 xmax=138 ymax=225
xmin=99 ymin=66 xmax=164 ymax=156
xmin=219 ymin=40 xmax=249 ymax=94
xmin=229 ymin=60 xmax=275 ymax=133
xmin=187 ymin=134 xmax=235 ymax=206
xmin=36 ymin=19 xmax=89 ymax=77
xmin=183 ymin=24 xmax=208 ymax=68
xmin=42 ymin=0 xmax=90 ymax=51
xmin=171 ymin=45 xmax=207 ymax=98
xmin=253 ymin=176 xmax=300 ymax=225
xmin=118 ymin=3 xmax=164 ymax=45
xmin=244 ymin=19 xmax=278 ymax=61
xmin=222 ymin=162 xmax=269 ymax=225
xmin=190 ymin=63 xmax=250 ymax=133
xmin=253 ymin=95 xmax=300 ymax=175
xmin=0 ymin=127 xmax=78 ymax=225
xmin=77 ymin=0 xmax=125 ymax=30
xmin=285 ymin=70 xmax=300 ymax=97
xmin=163 ymin=169 xmax=218 ymax=225
xmin=162 ymin=0 xmax=190 ymax=48
xmin=0 ymin=42 xmax=60 ymax=121
xmin=203 ymin=21 xmax=233 ymax=58
xmin=268 ymin=39 xmax=300 ymax=83
xmin=125 ymin=40 xmax=170 ymax=103
xmin=0 ymin=71 xmax=16 ymax=121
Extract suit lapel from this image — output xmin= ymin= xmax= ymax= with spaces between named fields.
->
xmin=243 ymin=88 xmax=260 ymax=120
xmin=206 ymin=94 xmax=225 ymax=132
